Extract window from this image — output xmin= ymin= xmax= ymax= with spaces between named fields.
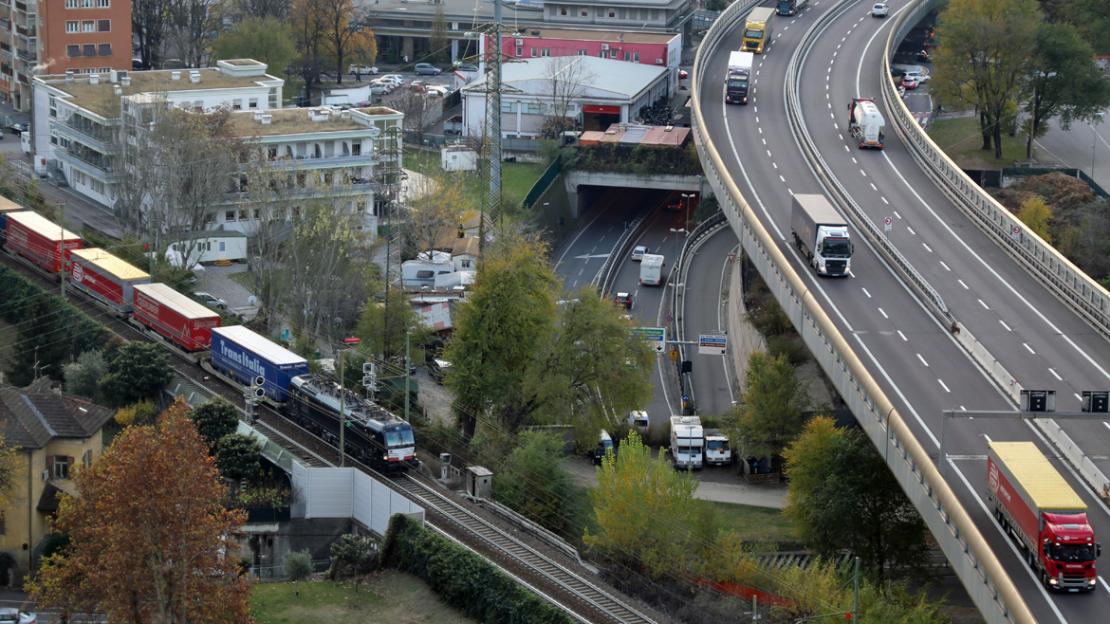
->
xmin=82 ymin=20 xmax=95 ymax=32
xmin=232 ymin=101 xmax=242 ymax=110
xmin=225 ymin=210 xmax=236 ymax=221
xmin=253 ymin=208 xmax=260 ymax=220
xmin=90 ymin=179 xmax=105 ymax=194
xmin=530 ymin=47 xmax=536 ymax=58
xmin=82 ymin=449 xmax=93 ymax=469
xmin=238 ymin=209 xmax=249 ymax=220
xmin=96 ymin=0 xmax=110 ymax=7
xmin=633 ymin=52 xmax=640 ymax=62
xmin=351 ymin=142 xmax=361 ymax=156
xmin=541 ymin=48 xmax=550 ymax=57
xmin=67 ymin=45 xmax=81 ymax=57
xmin=296 ymin=172 xmax=306 ymax=187
xmin=559 ymin=7 xmax=566 ymax=15
xmin=52 ymin=456 xmax=70 ymax=479
xmin=65 ymin=0 xmax=78 ymax=7
xmin=580 ymin=9 xmax=587 ymax=16
xmin=624 ymin=51 xmax=630 ymax=61
xmin=98 ymin=19 xmax=110 ymax=32
xmin=578 ymin=49 xmax=588 ymax=55
xmin=515 ymin=44 xmax=523 ymax=56
xmin=83 ymin=44 xmax=96 ymax=57
xmin=248 ymin=97 xmax=258 ymax=109
xmin=49 ymin=94 xmax=57 ymax=118
xmin=608 ymin=10 xmax=616 ymax=17
xmin=98 ymin=44 xmax=112 ymax=56
xmin=204 ymin=212 xmax=215 ymax=225
xmin=267 ymin=146 xmax=277 ymax=160
xmin=525 ymin=102 xmax=542 ymax=114
xmin=66 ymin=21 xmax=78 ymax=33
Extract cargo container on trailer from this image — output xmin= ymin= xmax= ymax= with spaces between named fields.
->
xmin=3 ymin=211 xmax=82 ymax=274
xmin=132 ymin=283 xmax=221 ymax=351
xmin=68 ymin=248 xmax=151 ymax=315
xmin=209 ymin=325 xmax=309 ymax=402
xmin=0 ymin=196 xmax=25 ymax=244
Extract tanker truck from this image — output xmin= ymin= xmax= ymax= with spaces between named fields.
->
xmin=847 ymin=97 xmax=885 ymax=149
xmin=987 ymin=441 xmax=1100 ymax=592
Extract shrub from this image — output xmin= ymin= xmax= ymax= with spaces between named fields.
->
xmin=64 ymin=350 xmax=107 ymax=399
xmin=284 ymin=550 xmax=312 ymax=581
xmin=189 ymin=399 xmax=240 ymax=451
xmin=114 ymin=401 xmax=158 ymax=427
xmin=328 ymin=533 xmax=380 ymax=579
xmin=767 ymin=334 xmax=809 ymax=366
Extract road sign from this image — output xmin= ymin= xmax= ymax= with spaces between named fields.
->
xmin=698 ymin=334 xmax=727 ymax=355
xmin=632 ymin=326 xmax=666 ymax=353
xmin=1010 ymin=224 xmax=1021 ymax=239
xmin=883 ymin=216 xmax=893 ymax=232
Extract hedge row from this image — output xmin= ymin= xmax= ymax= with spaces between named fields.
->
xmin=0 ymin=265 xmax=109 ymax=367
xmin=381 ymin=514 xmax=574 ymax=624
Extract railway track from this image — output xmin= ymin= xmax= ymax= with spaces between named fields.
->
xmin=2 ymin=251 xmax=659 ymax=624
xmin=391 ymin=474 xmax=657 ymax=624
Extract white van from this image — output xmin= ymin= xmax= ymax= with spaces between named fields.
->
xmin=639 ymin=253 xmax=664 ymax=286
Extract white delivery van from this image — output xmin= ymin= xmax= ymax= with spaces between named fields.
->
xmin=639 ymin=253 xmax=664 ymax=286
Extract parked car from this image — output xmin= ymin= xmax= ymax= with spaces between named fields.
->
xmin=900 ymin=75 xmax=919 ymax=90
xmin=192 ymin=291 xmax=227 ymax=310
xmin=614 ymin=292 xmax=633 ymax=310
xmin=7 ymin=122 xmax=26 ymax=135
xmin=379 ymin=74 xmax=405 ymax=86
xmin=425 ymin=85 xmax=449 ymax=97
xmin=349 ymin=64 xmax=379 ymax=76
xmin=0 ymin=609 xmax=36 ymax=623
xmin=415 ymin=63 xmax=442 ymax=76
xmin=903 ymin=70 xmax=929 ymax=84
xmin=428 ymin=358 xmax=452 ymax=383
xmin=456 ymin=62 xmax=479 ymax=72
xmin=631 ymin=245 xmax=647 ymax=261
xmin=870 ymin=2 xmax=888 ymax=17
xmin=678 ymin=69 xmax=689 ymax=80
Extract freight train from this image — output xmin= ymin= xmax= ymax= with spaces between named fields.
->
xmin=0 ymin=206 xmax=417 ymax=472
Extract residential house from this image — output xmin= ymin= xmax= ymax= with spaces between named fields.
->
xmin=0 ymin=379 xmax=113 ymax=582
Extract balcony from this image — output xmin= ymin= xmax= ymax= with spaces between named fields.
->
xmin=55 ymin=147 xmax=117 ymax=182
xmin=16 ymin=47 xmax=34 ymax=62
xmin=223 ymin=179 xmax=379 ymax=204
xmin=267 ymin=152 xmax=376 ymax=171
xmin=15 ymin=24 xmax=35 ymax=38
xmin=56 ymin=121 xmax=116 ymax=154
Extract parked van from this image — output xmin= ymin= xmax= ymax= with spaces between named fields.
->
xmin=592 ymin=430 xmax=616 ymax=465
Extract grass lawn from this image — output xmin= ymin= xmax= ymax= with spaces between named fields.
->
xmin=927 ymin=116 xmax=1028 ymax=169
xmin=404 ymin=147 xmax=546 ymax=211
xmin=251 ymin=570 xmax=478 ymax=624
xmin=710 ymin=501 xmax=797 ymax=545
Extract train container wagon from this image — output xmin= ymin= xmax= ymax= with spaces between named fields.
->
xmin=132 ymin=283 xmax=221 ymax=351
xmin=209 ymin=325 xmax=309 ymax=403
xmin=68 ymin=248 xmax=151 ymax=315
xmin=3 ymin=211 xmax=82 ymax=274
xmin=0 ymin=196 xmax=25 ymax=244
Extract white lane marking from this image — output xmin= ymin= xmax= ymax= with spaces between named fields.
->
xmin=851 ymin=157 xmax=858 ymax=164
xmin=839 ymin=133 xmax=845 ymax=141
xmin=766 ymin=149 xmax=771 ymax=157
xmin=946 ymin=460 xmax=1070 ymax=624
xmin=881 ymin=196 xmax=889 ymax=205
xmin=906 ymin=226 xmax=917 ymax=236
xmin=779 ymin=175 xmax=786 ymax=183
xmin=1100 ymin=576 xmax=1110 ymax=596
xmin=860 ymin=169 xmax=868 ymax=177
xmin=939 ymin=261 xmax=951 ymax=272
xmin=938 ymin=379 xmax=951 ymax=393
xmin=1049 ymin=368 xmax=1062 ymax=381
xmin=787 ymin=188 xmax=793 ymax=196
xmin=978 ymin=299 xmax=990 ymax=310
xmin=922 ymin=242 xmax=933 ymax=253
xmin=862 ymin=287 xmax=872 ymax=298
xmin=958 ymin=279 xmax=969 ymax=290
xmin=878 ymin=307 xmax=888 ymax=319
xmin=554 ymin=209 xmax=607 ymax=269
xmin=917 ymin=353 xmax=929 ymax=367
xmin=717 ymin=243 xmax=738 ymax=405
xmin=999 ymin=319 xmax=1012 ymax=332
xmin=870 ymin=182 xmax=878 ymax=191
xmin=897 ymin=330 xmax=908 ymax=342
xmin=755 ymin=116 xmax=760 ymax=123
xmin=762 ymin=138 xmax=767 ymax=145
xmin=1024 ymin=343 xmax=1036 ymax=355
xmin=754 ymin=105 xmax=759 ymax=113
xmin=893 ymin=211 xmax=902 ymax=219
xmin=833 ymin=122 xmax=839 ymax=130
xmin=773 ymin=162 xmax=779 ymax=169
xmin=843 ymin=145 xmax=850 ymax=151
xmin=758 ymin=127 xmax=763 ymax=134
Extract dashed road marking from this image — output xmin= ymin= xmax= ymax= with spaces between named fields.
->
xmin=897 ymin=330 xmax=908 ymax=342
xmin=999 ymin=319 xmax=1012 ymax=332
xmin=1023 ymin=342 xmax=1036 ymax=355
xmin=922 ymin=242 xmax=933 ymax=253
xmin=1049 ymin=368 xmax=1062 ymax=381
xmin=939 ymin=261 xmax=951 ymax=272
xmin=957 ymin=279 xmax=969 ymax=290
xmin=862 ymin=287 xmax=872 ymax=298
xmin=878 ymin=307 xmax=888 ymax=319
xmin=938 ymin=379 xmax=951 ymax=393
xmin=917 ymin=353 xmax=930 ymax=367
xmin=978 ymin=298 xmax=990 ymax=310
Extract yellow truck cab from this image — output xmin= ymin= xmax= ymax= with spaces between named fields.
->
xmin=742 ymin=7 xmax=775 ymax=54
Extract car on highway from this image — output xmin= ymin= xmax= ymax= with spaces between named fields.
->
xmin=614 ymin=292 xmax=633 ymax=310
xmin=900 ymin=75 xmax=920 ymax=90
xmin=414 ymin=63 xmax=442 ymax=76
xmin=192 ymin=291 xmax=227 ymax=310
xmin=870 ymin=2 xmax=888 ymax=17
xmin=631 ymin=245 xmax=647 ymax=262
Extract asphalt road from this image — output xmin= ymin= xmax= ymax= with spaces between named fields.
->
xmin=698 ymin=0 xmax=1110 ymax=621
xmin=682 ymin=227 xmax=740 ymax=417
xmin=1034 ymin=115 xmax=1110 ymax=193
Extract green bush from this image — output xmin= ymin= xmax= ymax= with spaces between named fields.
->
xmin=381 ymin=515 xmax=573 ymax=624
xmin=766 ymin=334 xmax=809 ymax=366
xmin=284 ymin=550 xmax=313 ymax=581
xmin=328 ymin=533 xmax=380 ymax=579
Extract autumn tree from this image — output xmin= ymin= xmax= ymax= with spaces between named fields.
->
xmin=783 ymin=417 xmax=926 ymax=582
xmin=730 ymin=350 xmax=807 ymax=460
xmin=1024 ymin=23 xmax=1110 ymax=158
xmin=133 ymin=0 xmax=170 ymax=69
xmin=98 ymin=342 xmax=173 ymax=408
xmin=445 ymin=235 xmax=558 ymax=438
xmin=28 ymin=400 xmax=250 ymax=623
xmin=291 ymin=0 xmax=328 ymax=100
xmin=211 ymin=17 xmax=297 ymax=74
xmin=932 ymin=0 xmax=1041 ymax=158
xmin=1017 ymin=195 xmax=1053 ymax=242
xmin=429 ymin=5 xmax=449 ymax=64
xmin=319 ymin=0 xmax=377 ymax=84
xmin=405 ymin=174 xmax=464 ymax=255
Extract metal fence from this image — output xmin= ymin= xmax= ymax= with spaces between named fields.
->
xmin=521 ymin=156 xmax=563 ymax=209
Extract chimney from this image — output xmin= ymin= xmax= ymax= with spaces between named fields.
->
xmin=189 ymin=70 xmax=201 ymax=84
xmin=258 ymin=114 xmax=273 ymax=125
xmin=171 ymin=70 xmax=181 ymax=81
xmin=109 ymin=69 xmax=119 ymax=83
xmin=113 ymin=85 xmax=122 ymax=96
xmin=89 ymin=74 xmax=100 ymax=85
xmin=64 ymin=69 xmax=74 ymax=84
xmin=120 ymin=76 xmax=131 ymax=87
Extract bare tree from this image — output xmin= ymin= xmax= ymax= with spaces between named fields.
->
xmin=406 ymin=174 xmax=464 ymax=254
xmin=545 ymin=56 xmax=592 ymax=137
xmin=291 ymin=0 xmax=328 ymax=101
xmin=168 ymin=0 xmax=224 ymax=68
xmin=396 ymin=91 xmax=430 ymax=141
xmin=133 ymin=0 xmax=171 ymax=69
xmin=318 ymin=0 xmax=377 ymax=84
xmin=233 ymin=0 xmax=289 ymax=19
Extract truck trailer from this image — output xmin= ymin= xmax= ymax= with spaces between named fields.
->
xmin=69 ymin=248 xmax=151 ymax=315
xmin=725 ymin=51 xmax=754 ymax=105
xmin=847 ymin=97 xmax=885 ymax=149
xmin=987 ymin=441 xmax=1100 ymax=592
xmin=742 ymin=7 xmax=775 ymax=54
xmin=3 ymin=210 xmax=82 ymax=274
xmin=132 ymin=283 xmax=221 ymax=351
xmin=790 ymin=194 xmax=853 ymax=277
xmin=639 ymin=253 xmax=665 ymax=286
xmin=0 ymin=196 xmax=25 ymax=245
xmin=670 ymin=415 xmax=704 ymax=470
xmin=210 ymin=325 xmax=310 ymax=402
xmin=777 ymin=0 xmax=808 ymax=16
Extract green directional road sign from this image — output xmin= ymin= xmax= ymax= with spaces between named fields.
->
xmin=632 ymin=326 xmax=666 ymax=353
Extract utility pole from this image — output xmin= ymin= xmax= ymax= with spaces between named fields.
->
xmin=404 ymin=326 xmax=411 ymax=422
xmin=480 ymin=0 xmax=505 ymax=252
xmin=852 ymin=556 xmax=860 ymax=623
xmin=338 ymin=350 xmax=346 ymax=467
xmin=58 ymin=200 xmax=66 ymax=298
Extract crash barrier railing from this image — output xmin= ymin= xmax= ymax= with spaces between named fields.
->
xmin=595 ymin=214 xmax=649 ymax=295
xmin=672 ymin=211 xmax=729 ymax=408
xmin=881 ymin=0 xmax=1110 ymax=339
xmin=690 ymin=1 xmax=1032 ymax=622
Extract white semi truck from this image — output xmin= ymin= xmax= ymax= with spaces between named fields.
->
xmin=790 ymin=194 xmax=853 ymax=277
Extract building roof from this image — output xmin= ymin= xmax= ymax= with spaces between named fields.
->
xmin=70 ymin=248 xmax=150 ymax=282
xmin=990 ymin=441 xmax=1087 ymax=511
xmin=451 ymin=236 xmax=481 ymax=258
xmin=579 ymin=123 xmax=691 ymax=147
xmin=503 ymin=27 xmax=677 ymax=45
xmin=463 ymin=56 xmax=667 ymax=99
xmin=225 ymin=106 xmax=402 ymax=138
xmin=0 ymin=380 xmax=114 ymax=450
xmin=38 ymin=61 xmax=282 ymax=119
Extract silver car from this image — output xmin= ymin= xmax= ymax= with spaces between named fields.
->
xmin=870 ymin=2 xmax=888 ymax=17
xmin=0 ymin=609 xmax=36 ymax=624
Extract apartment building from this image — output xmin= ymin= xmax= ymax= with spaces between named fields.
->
xmin=32 ymin=59 xmax=403 ymax=239
xmin=0 ymin=0 xmax=132 ymax=111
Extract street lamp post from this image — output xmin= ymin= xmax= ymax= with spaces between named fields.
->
xmin=680 ymin=192 xmax=695 ymax=231
xmin=669 ymin=227 xmax=687 ymax=265
xmin=1091 ymin=112 xmax=1106 ymax=181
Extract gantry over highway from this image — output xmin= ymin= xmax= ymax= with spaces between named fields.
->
xmin=691 ymin=0 xmax=1110 ymax=623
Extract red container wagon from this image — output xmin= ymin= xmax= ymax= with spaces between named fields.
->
xmin=69 ymin=248 xmax=151 ymax=315
xmin=3 ymin=210 xmax=82 ymax=274
xmin=132 ymin=283 xmax=221 ymax=351
xmin=0 ymin=196 xmax=25 ymax=245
